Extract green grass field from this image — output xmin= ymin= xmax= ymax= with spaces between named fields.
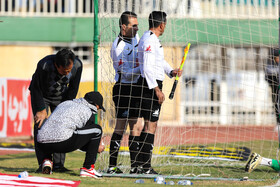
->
xmin=0 ymin=140 xmax=280 ymax=186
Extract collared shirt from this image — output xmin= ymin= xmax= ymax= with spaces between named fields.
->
xmin=29 ymin=55 xmax=83 ymax=112
xmin=138 ymin=30 xmax=173 ymax=89
xmin=111 ymin=34 xmax=140 ymax=83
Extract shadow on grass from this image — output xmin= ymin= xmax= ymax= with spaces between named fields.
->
xmin=0 ymin=166 xmax=36 ymax=173
xmin=212 ymin=165 xmax=278 ymax=180
xmin=0 ymin=166 xmax=80 ymax=177
xmin=0 ymin=153 xmax=35 ymax=161
xmin=66 ymin=171 xmax=81 ymax=177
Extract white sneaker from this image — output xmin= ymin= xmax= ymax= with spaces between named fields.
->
xmin=80 ymin=165 xmax=102 ymax=179
xmin=245 ymin=152 xmax=262 ymax=173
xmin=42 ymin=159 xmax=53 ymax=174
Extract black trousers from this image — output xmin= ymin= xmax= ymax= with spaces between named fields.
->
xmin=31 ymin=96 xmax=66 ymax=168
xmin=266 ymin=75 xmax=279 ymax=123
xmin=38 ymin=123 xmax=102 ymax=168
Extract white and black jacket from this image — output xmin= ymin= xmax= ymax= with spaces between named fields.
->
xmin=37 ymin=98 xmax=98 ymax=143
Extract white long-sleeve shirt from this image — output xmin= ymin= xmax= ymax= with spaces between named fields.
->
xmin=138 ymin=30 xmax=173 ymax=89
xmin=111 ymin=34 xmax=140 ymax=83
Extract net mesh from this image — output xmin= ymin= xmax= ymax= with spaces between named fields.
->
xmin=96 ymin=0 xmax=279 ymax=179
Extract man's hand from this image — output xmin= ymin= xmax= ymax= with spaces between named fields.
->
xmin=34 ymin=109 xmax=48 ymax=128
xmin=98 ymin=141 xmax=105 ymax=153
xmin=171 ymin=68 xmax=182 ymax=77
xmin=155 ymin=86 xmax=165 ymax=104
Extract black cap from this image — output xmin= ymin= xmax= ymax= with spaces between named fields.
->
xmin=84 ymin=91 xmax=106 ymax=112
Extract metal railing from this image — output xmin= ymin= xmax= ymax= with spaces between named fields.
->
xmin=0 ymin=0 xmax=93 ymax=17
xmin=181 ymin=72 xmax=275 ymax=125
xmin=0 ymin=0 xmax=277 ymax=18
xmin=180 ymin=46 xmax=276 ymax=125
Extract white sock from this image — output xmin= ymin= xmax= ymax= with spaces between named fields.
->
xmin=260 ymin=157 xmax=272 ymax=166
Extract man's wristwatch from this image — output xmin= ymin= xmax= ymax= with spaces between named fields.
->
xmin=169 ymin=70 xmax=174 ymax=77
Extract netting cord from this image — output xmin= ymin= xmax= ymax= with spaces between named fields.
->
xmin=277 ymin=0 xmax=280 ymax=176
xmin=93 ymin=0 xmax=99 ymax=124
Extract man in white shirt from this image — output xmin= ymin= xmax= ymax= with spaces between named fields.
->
xmin=136 ymin=11 xmax=182 ymax=174
xmin=108 ymin=11 xmax=143 ymax=174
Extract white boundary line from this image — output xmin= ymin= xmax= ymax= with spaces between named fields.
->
xmin=0 ymin=147 xmax=34 ymax=152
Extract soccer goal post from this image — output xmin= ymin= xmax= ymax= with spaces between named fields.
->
xmin=95 ymin=0 xmax=279 ymax=181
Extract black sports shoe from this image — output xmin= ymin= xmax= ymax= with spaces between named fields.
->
xmin=130 ymin=167 xmax=143 ymax=174
xmin=130 ymin=167 xmax=138 ymax=174
xmin=35 ymin=165 xmax=42 ymax=173
xmin=143 ymin=167 xmax=158 ymax=175
xmin=245 ymin=152 xmax=262 ymax=173
xmin=53 ymin=166 xmax=71 ymax=172
xmin=107 ymin=167 xmax=123 ymax=174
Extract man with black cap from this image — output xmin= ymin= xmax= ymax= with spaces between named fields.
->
xmin=37 ymin=91 xmax=105 ymax=178
xmin=265 ymin=48 xmax=279 ymax=124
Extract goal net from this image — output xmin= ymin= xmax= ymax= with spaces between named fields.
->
xmin=96 ymin=0 xmax=279 ymax=180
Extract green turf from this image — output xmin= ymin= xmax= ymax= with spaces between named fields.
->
xmin=0 ymin=140 xmax=280 ymax=186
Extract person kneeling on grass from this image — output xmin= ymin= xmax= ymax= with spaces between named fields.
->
xmin=245 ymin=152 xmax=280 ymax=173
xmin=37 ymin=91 xmax=106 ymax=179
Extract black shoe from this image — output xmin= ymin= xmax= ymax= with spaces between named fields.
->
xmin=107 ymin=167 xmax=123 ymax=174
xmin=143 ymin=167 xmax=158 ymax=175
xmin=130 ymin=166 xmax=144 ymax=174
xmin=35 ymin=165 xmax=42 ymax=173
xmin=53 ymin=166 xmax=71 ymax=173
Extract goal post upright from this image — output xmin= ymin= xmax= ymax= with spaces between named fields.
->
xmin=93 ymin=0 xmax=99 ymax=124
xmin=93 ymin=0 xmax=99 ymax=93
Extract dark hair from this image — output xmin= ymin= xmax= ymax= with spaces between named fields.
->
xmin=273 ymin=48 xmax=279 ymax=58
xmin=149 ymin=11 xmax=167 ymax=29
xmin=55 ymin=48 xmax=75 ymax=68
xmin=119 ymin=11 xmax=137 ymax=28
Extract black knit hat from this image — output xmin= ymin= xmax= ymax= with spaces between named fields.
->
xmin=84 ymin=91 xmax=106 ymax=112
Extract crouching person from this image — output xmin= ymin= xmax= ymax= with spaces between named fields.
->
xmin=37 ymin=91 xmax=106 ymax=179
